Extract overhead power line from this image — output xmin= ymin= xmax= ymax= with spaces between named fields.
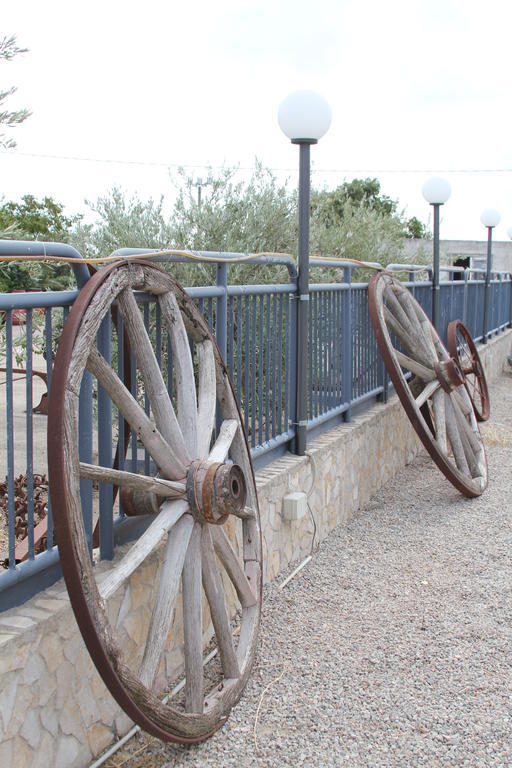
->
xmin=1 ymin=149 xmax=512 ymax=175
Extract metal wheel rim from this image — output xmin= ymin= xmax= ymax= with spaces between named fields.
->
xmin=368 ymin=272 xmax=487 ymax=498
xmin=447 ymin=319 xmax=490 ymax=422
xmin=48 ymin=261 xmax=262 ymax=743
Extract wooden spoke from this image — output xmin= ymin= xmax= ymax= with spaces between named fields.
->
xmin=159 ymin=291 xmax=198 ymax=458
xmin=208 ymin=419 xmax=239 ymax=463
xmin=196 ymin=341 xmax=217 ymax=459
xmin=415 ymin=379 xmax=441 ymax=408
xmin=384 ymin=287 xmax=433 ymax=364
xmin=79 ymin=463 xmax=186 ymax=498
xmin=432 ymin=389 xmax=447 ymax=454
xmin=99 ymin=500 xmax=189 ymax=600
xmin=139 ymin=514 xmax=195 ymax=688
xmin=394 ymin=349 xmax=436 ymax=382
xmin=201 ymin=526 xmax=240 ymax=680
xmin=383 ymin=307 xmax=433 ymax=368
xmin=182 ymin=523 xmax=203 ymax=713
xmin=449 ymin=391 xmax=481 ymax=455
xmin=210 ymin=527 xmax=258 ymax=609
xmin=87 ymin=347 xmax=186 ymax=480
xmin=444 ymin=394 xmax=470 ymax=476
xmin=117 ymin=287 xmax=190 ymax=466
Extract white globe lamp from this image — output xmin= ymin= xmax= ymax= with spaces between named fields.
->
xmin=422 ymin=177 xmax=452 ymax=205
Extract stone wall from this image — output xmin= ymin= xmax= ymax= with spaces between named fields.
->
xmin=1 ymin=328 xmax=510 ymax=768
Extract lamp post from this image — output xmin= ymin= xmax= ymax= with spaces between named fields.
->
xmin=278 ymin=90 xmax=332 ymax=455
xmin=480 ymin=208 xmax=501 ymax=342
xmin=422 ymin=176 xmax=451 ymax=331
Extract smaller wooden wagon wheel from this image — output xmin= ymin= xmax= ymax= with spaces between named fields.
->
xmin=48 ymin=261 xmax=262 ymax=743
xmin=369 ymin=272 xmax=487 ymax=498
xmin=447 ymin=319 xmax=490 ymax=422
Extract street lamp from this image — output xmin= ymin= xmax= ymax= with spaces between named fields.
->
xmin=278 ymin=90 xmax=332 ymax=455
xmin=422 ymin=176 xmax=451 ymax=331
xmin=480 ymin=208 xmax=501 ymax=342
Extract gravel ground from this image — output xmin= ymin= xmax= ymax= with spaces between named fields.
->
xmin=105 ymin=373 xmax=512 ymax=768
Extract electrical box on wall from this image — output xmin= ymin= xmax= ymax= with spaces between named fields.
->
xmin=282 ymin=491 xmax=307 ymax=521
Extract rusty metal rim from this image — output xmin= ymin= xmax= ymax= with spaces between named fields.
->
xmin=368 ymin=273 xmax=486 ymax=498
xmin=447 ymin=319 xmax=490 ymax=422
xmin=48 ymin=261 xmax=225 ymax=744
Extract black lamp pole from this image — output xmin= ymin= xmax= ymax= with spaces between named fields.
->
xmin=294 ymin=139 xmax=315 ymax=456
xmin=482 ymin=225 xmax=493 ymax=343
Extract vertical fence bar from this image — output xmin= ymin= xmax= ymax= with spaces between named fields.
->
xmin=258 ymin=295 xmax=264 ymax=445
xmin=44 ymin=309 xmax=54 ymax=550
xmin=284 ymin=294 xmax=291 ymax=433
xmin=25 ymin=309 xmax=34 ymax=560
xmin=6 ymin=311 xmax=15 ymax=569
xmin=251 ymin=296 xmax=257 ymax=447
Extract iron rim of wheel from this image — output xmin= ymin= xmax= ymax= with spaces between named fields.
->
xmin=447 ymin=319 xmax=490 ymax=422
xmin=368 ymin=271 xmax=487 ymax=498
xmin=48 ymin=261 xmax=262 ymax=743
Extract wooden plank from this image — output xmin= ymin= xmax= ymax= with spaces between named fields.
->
xmin=201 ymin=526 xmax=240 ymax=680
xmin=394 ymin=349 xmax=436 ymax=381
xmin=139 ymin=514 xmax=194 ymax=688
xmin=444 ymin=394 xmax=470 ymax=476
xmin=182 ymin=522 xmax=204 ymax=713
xmin=79 ymin=463 xmax=186 ymax=498
xmin=99 ymin=500 xmax=189 ymax=600
xmin=383 ymin=307 xmax=433 ymax=369
xmin=196 ymin=340 xmax=217 ymax=459
xmin=211 ymin=527 xmax=257 ymax=608
xmin=86 ymin=348 xmax=186 ymax=480
xmin=432 ymin=389 xmax=447 ymax=454
xmin=208 ymin=419 xmax=238 ymax=463
xmin=415 ymin=379 xmax=440 ymax=409
xmin=159 ymin=291 xmax=198 ymax=458
xmin=117 ymin=287 xmax=190 ymax=467
xmin=449 ymin=392 xmax=481 ymax=455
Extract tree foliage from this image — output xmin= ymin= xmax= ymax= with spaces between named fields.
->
xmin=0 ymin=196 xmax=81 ymax=290
xmin=0 ymin=35 xmax=31 ymax=149
xmin=0 ymin=195 xmax=80 ymax=241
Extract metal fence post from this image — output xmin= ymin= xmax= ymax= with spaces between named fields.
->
xmin=482 ymin=227 xmax=493 ymax=343
xmin=216 ymin=263 xmax=228 ymax=362
xmin=341 ymin=266 xmax=352 ymax=419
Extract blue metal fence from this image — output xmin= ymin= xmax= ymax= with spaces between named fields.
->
xmin=1 ymin=242 xmax=511 ymax=610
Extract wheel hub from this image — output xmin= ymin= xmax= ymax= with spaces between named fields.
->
xmin=434 ymin=357 xmax=465 ymax=393
xmin=186 ymin=460 xmax=247 ymax=525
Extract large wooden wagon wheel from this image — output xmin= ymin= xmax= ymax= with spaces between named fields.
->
xmin=369 ymin=272 xmax=487 ymax=498
xmin=447 ymin=319 xmax=490 ymax=422
xmin=48 ymin=261 xmax=262 ymax=743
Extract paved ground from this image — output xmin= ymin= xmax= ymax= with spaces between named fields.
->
xmin=104 ymin=372 xmax=512 ymax=768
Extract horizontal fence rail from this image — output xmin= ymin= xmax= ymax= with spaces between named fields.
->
xmin=1 ymin=240 xmax=511 ymax=609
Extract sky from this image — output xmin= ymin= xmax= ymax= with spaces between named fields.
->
xmin=2 ymin=0 xmax=512 ymax=244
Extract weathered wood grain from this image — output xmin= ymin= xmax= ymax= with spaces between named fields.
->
xmin=201 ymin=526 xmax=240 ymax=680
xmin=182 ymin=522 xmax=204 ymax=713
xmin=159 ymin=291 xmax=198 ymax=458
xmin=211 ymin=526 xmax=257 ymax=609
xmin=86 ymin=347 xmax=186 ymax=480
xmin=118 ymin=287 xmax=190 ymax=467
xmin=139 ymin=514 xmax=195 ymax=688
xmin=99 ymin=500 xmax=189 ymax=600
xmin=79 ymin=463 xmax=186 ymax=498
xmin=196 ymin=340 xmax=216 ymax=459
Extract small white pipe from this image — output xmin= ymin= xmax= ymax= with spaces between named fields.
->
xmin=278 ymin=555 xmax=312 ymax=590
